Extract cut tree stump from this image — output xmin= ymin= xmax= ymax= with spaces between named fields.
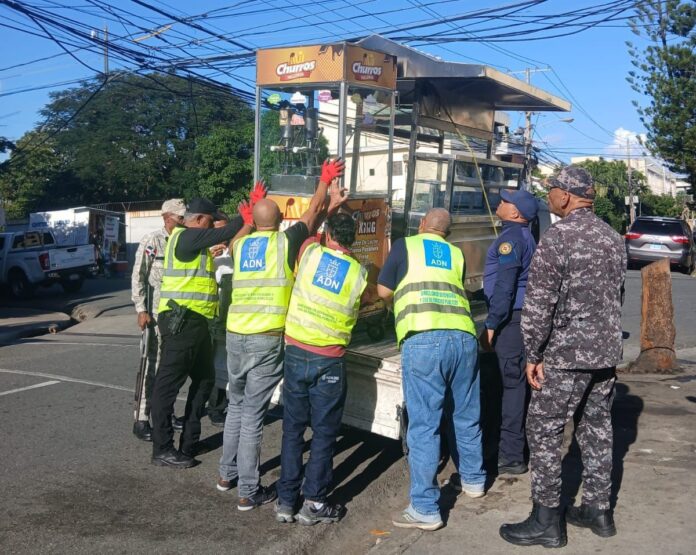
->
xmin=628 ymin=258 xmax=678 ymax=373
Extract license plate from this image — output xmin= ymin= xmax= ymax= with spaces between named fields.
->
xmin=649 ymin=244 xmax=663 ymax=250
xmin=69 ymin=273 xmax=80 ymax=281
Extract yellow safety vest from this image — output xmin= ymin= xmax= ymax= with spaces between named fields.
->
xmin=393 ymin=233 xmax=476 ymax=345
xmin=158 ymin=227 xmax=218 ymax=319
xmin=227 ymin=231 xmax=294 ymax=334
xmin=285 ymin=242 xmax=368 ymax=347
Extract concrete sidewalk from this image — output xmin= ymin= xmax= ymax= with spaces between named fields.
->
xmin=0 ymin=307 xmax=71 ymax=344
xmin=344 ymin=355 xmax=696 ymax=555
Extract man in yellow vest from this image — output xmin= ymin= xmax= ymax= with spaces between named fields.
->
xmin=377 ymin=208 xmax=486 ymax=531
xmin=274 ymin=212 xmax=367 ymax=525
xmin=218 ymin=159 xmax=345 ymax=511
xmin=150 ymin=195 xmax=258 ymax=469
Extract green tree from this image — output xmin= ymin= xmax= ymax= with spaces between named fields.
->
xmin=0 ymin=132 xmax=68 ymax=219
xmin=44 ymin=73 xmax=255 ymax=202
xmin=191 ymin=125 xmax=254 ymax=215
xmin=627 ymin=1 xmax=696 ymax=191
xmin=574 ymin=158 xmax=646 ymax=233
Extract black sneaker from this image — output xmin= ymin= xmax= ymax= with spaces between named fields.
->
xmin=298 ymin=501 xmax=345 ymax=526
xmin=171 ymin=415 xmax=184 ymax=432
xmin=209 ymin=414 xmax=226 ymax=428
xmin=237 ymin=485 xmax=277 ymax=512
xmin=151 ymin=447 xmax=196 ymax=469
xmin=498 ymin=460 xmax=528 ymax=475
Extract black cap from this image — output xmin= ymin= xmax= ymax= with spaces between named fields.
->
xmin=187 ymin=197 xmax=224 ymax=220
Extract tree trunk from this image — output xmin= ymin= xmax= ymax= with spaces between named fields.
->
xmin=628 ymin=258 xmax=678 ymax=373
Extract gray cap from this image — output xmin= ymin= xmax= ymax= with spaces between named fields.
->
xmin=547 ymin=166 xmax=596 ymax=199
xmin=161 ymin=198 xmax=186 ymax=216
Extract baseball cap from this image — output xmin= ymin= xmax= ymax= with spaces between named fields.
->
xmin=161 ymin=198 xmax=186 ymax=216
xmin=500 ymin=189 xmax=539 ymax=221
xmin=187 ymin=197 xmax=224 ymax=220
xmin=547 ymin=165 xmax=596 ymax=199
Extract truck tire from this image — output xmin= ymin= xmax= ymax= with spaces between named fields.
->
xmin=61 ymin=276 xmax=84 ymax=293
xmin=8 ymin=269 xmax=35 ymax=299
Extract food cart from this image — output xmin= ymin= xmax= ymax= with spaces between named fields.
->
xmin=255 ymin=36 xmax=571 ymax=440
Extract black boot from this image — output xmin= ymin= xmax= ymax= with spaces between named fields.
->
xmin=566 ymin=504 xmax=616 ymax=537
xmin=133 ymin=420 xmax=152 ymax=442
xmin=500 ymin=503 xmax=567 ymax=548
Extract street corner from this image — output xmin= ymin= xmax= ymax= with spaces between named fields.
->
xmin=0 ymin=307 xmax=72 ymax=344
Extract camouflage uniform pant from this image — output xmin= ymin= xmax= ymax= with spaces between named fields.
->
xmin=527 ymin=366 xmax=616 ymax=510
xmin=134 ymin=322 xmax=161 ymax=422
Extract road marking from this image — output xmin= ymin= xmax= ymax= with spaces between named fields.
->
xmin=0 ymin=380 xmax=61 ymax=397
xmin=0 ymin=369 xmax=187 ymax=401
xmin=7 ymin=340 xmax=137 ymax=348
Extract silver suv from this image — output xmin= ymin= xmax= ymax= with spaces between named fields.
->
xmin=625 ymin=216 xmax=695 ymax=273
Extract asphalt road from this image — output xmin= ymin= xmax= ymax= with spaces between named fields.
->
xmin=0 ymin=281 xmax=406 ymax=554
xmin=1 ymin=270 xmax=695 ymax=554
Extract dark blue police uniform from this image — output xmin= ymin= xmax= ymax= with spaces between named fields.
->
xmin=483 ymin=219 xmax=536 ymax=468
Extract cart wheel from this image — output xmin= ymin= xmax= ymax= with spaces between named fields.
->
xmin=366 ymin=323 xmax=385 ymax=342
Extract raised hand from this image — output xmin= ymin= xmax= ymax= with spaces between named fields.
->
xmin=320 ymin=157 xmax=345 ymax=184
xmin=238 ymin=200 xmax=254 ymax=227
xmin=328 ymin=179 xmax=349 ymax=212
xmin=249 ymin=181 xmax=268 ymax=206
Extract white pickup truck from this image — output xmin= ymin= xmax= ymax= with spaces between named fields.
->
xmin=0 ymin=230 xmax=96 ymax=298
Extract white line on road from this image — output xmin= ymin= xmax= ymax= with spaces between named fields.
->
xmin=0 ymin=369 xmax=133 ymax=393
xmin=0 ymin=369 xmax=187 ymax=401
xmin=11 ymin=341 xmax=137 ymax=348
xmin=0 ymin=380 xmax=61 ymax=397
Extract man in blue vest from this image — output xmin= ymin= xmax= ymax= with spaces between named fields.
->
xmin=480 ymin=189 xmax=538 ymax=475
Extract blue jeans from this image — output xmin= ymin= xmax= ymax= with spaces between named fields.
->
xmin=219 ymin=332 xmax=284 ymax=498
xmin=277 ymin=344 xmax=347 ymax=506
xmin=402 ymin=330 xmax=485 ymax=521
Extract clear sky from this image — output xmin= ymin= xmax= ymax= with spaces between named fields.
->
xmin=0 ymin=0 xmax=652 ymax=163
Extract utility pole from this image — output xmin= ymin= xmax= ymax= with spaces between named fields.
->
xmin=627 ymin=138 xmax=635 ymax=225
xmin=103 ymin=24 xmax=109 ymax=77
xmin=510 ymin=67 xmax=550 ymax=187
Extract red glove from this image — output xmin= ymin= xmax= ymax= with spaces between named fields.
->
xmin=320 ymin=157 xmax=345 ymax=184
xmin=249 ymin=181 xmax=267 ymax=206
xmin=238 ymin=200 xmax=253 ymax=226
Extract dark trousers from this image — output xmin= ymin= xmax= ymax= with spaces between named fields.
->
xmin=151 ymin=311 xmax=214 ymax=454
xmin=494 ymin=310 xmax=529 ymax=464
xmin=277 ymin=344 xmax=347 ymax=506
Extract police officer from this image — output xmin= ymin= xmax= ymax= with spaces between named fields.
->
xmin=150 ymin=195 xmax=257 ymax=469
xmin=275 ymin=211 xmax=365 ymax=526
xmin=480 ymin=189 xmax=538 ymax=475
xmin=378 ymin=208 xmax=485 ymax=532
xmin=500 ymin=166 xmax=626 ymax=548
xmin=218 ymin=159 xmax=344 ymax=511
xmin=130 ymin=198 xmax=185 ymax=442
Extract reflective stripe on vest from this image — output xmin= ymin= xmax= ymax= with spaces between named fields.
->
xmin=227 ymin=231 xmax=294 ymax=334
xmin=393 ymin=234 xmax=476 ymax=345
xmin=157 ymin=227 xmax=218 ymax=319
xmin=285 ymin=242 xmax=368 ymax=347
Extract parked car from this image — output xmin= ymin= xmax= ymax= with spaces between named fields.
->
xmin=624 ymin=216 xmax=695 ymax=273
xmin=0 ymin=230 xmax=96 ymax=298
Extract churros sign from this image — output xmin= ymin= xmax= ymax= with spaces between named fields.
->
xmin=276 ymin=51 xmax=316 ymax=81
xmin=256 ymin=43 xmax=396 ymax=88
xmin=351 ymin=53 xmax=382 ymax=82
